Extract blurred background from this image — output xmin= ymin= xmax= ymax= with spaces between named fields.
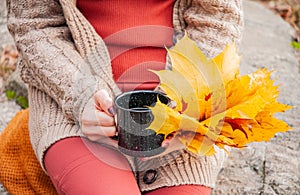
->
xmin=254 ymin=0 xmax=300 ymax=59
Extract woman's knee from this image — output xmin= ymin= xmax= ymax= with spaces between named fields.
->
xmin=44 ymin=137 xmax=140 ymax=195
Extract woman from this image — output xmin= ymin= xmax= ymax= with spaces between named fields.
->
xmin=6 ymin=0 xmax=243 ymax=194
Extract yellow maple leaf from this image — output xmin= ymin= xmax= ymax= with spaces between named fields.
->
xmin=148 ymin=34 xmax=292 ymax=156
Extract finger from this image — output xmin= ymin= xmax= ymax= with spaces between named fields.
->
xmin=161 ymin=139 xmax=172 ymax=147
xmin=82 ymin=99 xmax=115 ymax=126
xmin=94 ymin=90 xmax=114 ymax=115
xmin=87 ymin=135 xmax=118 ymax=148
xmin=81 ymin=109 xmax=99 ymax=125
xmin=82 ymin=125 xmax=117 ymax=138
xmin=160 ymin=132 xmax=175 ymax=147
xmin=141 ymin=137 xmax=186 ymax=161
xmin=82 ymin=109 xmax=111 ymax=126
xmin=95 ymin=110 xmax=115 ymax=126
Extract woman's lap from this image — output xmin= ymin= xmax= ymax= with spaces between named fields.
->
xmin=44 ymin=137 xmax=211 ymax=195
xmin=44 ymin=137 xmax=140 ymax=195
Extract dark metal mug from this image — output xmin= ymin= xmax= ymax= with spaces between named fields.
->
xmin=114 ymin=90 xmax=169 ymax=157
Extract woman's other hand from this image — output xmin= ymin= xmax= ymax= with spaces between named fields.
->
xmin=140 ymin=133 xmax=188 ymax=161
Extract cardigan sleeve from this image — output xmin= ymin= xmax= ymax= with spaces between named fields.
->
xmin=181 ymin=0 xmax=244 ymax=58
xmin=6 ymin=0 xmax=115 ymax=122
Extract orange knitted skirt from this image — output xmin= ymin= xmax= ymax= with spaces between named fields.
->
xmin=0 ymin=109 xmax=57 ymax=194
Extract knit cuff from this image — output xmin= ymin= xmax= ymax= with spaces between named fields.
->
xmin=67 ymin=75 xmax=114 ymax=125
xmin=137 ymin=148 xmax=228 ymax=192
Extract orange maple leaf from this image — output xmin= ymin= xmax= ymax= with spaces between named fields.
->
xmin=148 ymin=34 xmax=292 ymax=156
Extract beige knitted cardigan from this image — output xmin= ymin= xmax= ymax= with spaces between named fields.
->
xmin=7 ymin=0 xmax=243 ymax=192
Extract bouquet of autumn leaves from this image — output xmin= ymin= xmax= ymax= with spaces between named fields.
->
xmin=148 ymin=34 xmax=292 ymax=156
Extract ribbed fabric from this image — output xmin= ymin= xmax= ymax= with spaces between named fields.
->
xmin=144 ymin=184 xmax=211 ymax=195
xmin=28 ymin=86 xmax=84 ymax=172
xmin=76 ymin=0 xmax=174 ymax=39
xmin=135 ymin=149 xmax=228 ymax=192
xmin=6 ymin=0 xmax=244 ymax=192
xmin=77 ymin=0 xmax=174 ymax=91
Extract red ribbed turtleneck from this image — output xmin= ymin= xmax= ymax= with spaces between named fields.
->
xmin=77 ymin=0 xmax=174 ymax=92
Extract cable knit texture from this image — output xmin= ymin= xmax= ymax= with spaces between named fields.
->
xmin=6 ymin=0 xmax=243 ymax=192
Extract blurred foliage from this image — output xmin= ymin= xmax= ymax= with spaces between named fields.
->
xmin=5 ymin=89 xmax=28 ymax=109
xmin=0 ymin=45 xmax=18 ymax=81
xmin=291 ymin=41 xmax=300 ymax=49
xmin=0 ymin=45 xmax=28 ymax=108
xmin=5 ymin=89 xmax=16 ymax=100
xmin=0 ymin=45 xmax=18 ymax=95
xmin=16 ymin=96 xmax=29 ymax=109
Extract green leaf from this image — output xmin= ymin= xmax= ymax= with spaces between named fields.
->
xmin=16 ymin=96 xmax=29 ymax=109
xmin=6 ymin=90 xmax=16 ymax=100
xmin=291 ymin=41 xmax=300 ymax=50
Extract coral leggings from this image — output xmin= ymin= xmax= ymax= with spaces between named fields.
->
xmin=44 ymin=137 xmax=211 ymax=195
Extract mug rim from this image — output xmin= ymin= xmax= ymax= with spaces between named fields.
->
xmin=114 ymin=90 xmax=168 ymax=113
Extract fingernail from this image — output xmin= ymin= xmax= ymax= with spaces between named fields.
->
xmin=108 ymin=106 xmax=117 ymax=116
xmin=161 ymin=142 xmax=169 ymax=148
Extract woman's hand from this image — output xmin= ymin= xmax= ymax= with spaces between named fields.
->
xmin=140 ymin=133 xmax=190 ymax=161
xmin=81 ymin=89 xmax=117 ymax=145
